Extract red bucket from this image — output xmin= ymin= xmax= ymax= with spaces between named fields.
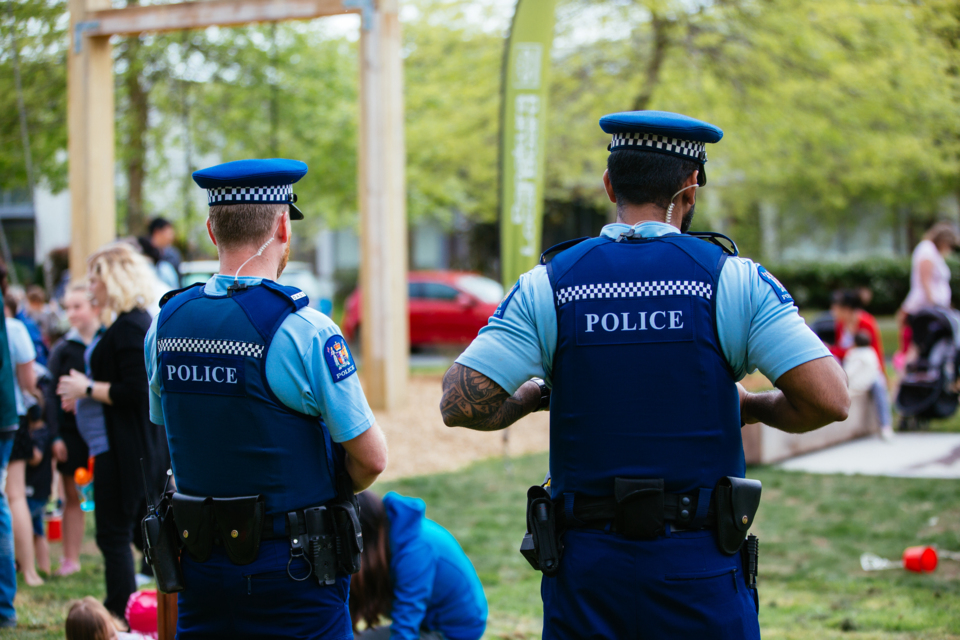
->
xmin=46 ymin=515 xmax=62 ymax=542
xmin=902 ymin=546 xmax=938 ymax=573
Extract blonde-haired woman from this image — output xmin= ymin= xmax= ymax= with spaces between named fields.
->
xmin=58 ymin=243 xmax=169 ymax=619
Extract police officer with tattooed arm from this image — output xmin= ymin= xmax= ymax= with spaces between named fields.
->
xmin=440 ymin=112 xmax=849 ymax=639
xmin=144 ymin=159 xmax=387 ymax=639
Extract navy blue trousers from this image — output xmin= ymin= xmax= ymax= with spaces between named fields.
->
xmin=177 ymin=538 xmax=352 ymax=639
xmin=542 ymin=527 xmax=761 ymax=640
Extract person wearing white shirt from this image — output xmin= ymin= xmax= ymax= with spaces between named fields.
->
xmin=843 ymin=332 xmax=894 ymax=440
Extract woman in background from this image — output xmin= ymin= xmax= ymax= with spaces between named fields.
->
xmin=58 ymin=243 xmax=167 ymax=619
xmin=898 ymin=222 xmax=959 ymax=364
xmin=45 ymin=281 xmax=100 ymax=576
xmin=351 ymin=491 xmax=487 ymax=640
xmin=3 ymin=293 xmax=43 ymax=587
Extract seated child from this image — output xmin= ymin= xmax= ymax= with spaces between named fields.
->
xmin=65 ymin=597 xmax=152 ymax=640
xmin=843 ymin=331 xmax=894 ymax=440
xmin=24 ymin=404 xmax=52 ymax=576
xmin=351 ymin=491 xmax=488 ymax=640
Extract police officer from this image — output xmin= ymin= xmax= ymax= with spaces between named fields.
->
xmin=440 ymin=112 xmax=850 ymax=638
xmin=145 ymin=159 xmax=388 ymax=638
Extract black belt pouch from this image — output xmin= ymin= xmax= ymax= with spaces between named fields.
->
xmin=331 ymin=499 xmax=363 ymax=575
xmin=211 ymin=495 xmax=265 ymax=565
xmin=714 ymin=477 xmax=762 ymax=555
xmin=526 ymin=485 xmax=561 ymax=576
xmin=170 ymin=493 xmax=214 ymax=563
xmin=614 ymin=478 xmax=664 ymax=540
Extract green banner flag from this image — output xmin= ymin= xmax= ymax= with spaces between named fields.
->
xmin=499 ymin=0 xmax=558 ymax=290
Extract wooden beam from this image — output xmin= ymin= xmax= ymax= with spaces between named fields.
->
xmin=157 ymin=592 xmax=178 ymax=640
xmin=69 ymin=0 xmax=116 ymax=279
xmin=359 ymin=0 xmax=408 ymax=410
xmin=85 ymin=0 xmax=360 ymax=37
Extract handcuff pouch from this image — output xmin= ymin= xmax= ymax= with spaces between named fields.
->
xmin=714 ymin=476 xmax=762 ymax=555
xmin=211 ymin=495 xmax=264 ymax=565
xmin=170 ymin=493 xmax=214 ymax=563
xmin=614 ymin=478 xmax=664 ymax=540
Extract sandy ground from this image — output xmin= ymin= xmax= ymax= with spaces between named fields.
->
xmin=367 ymin=374 xmax=550 ymax=481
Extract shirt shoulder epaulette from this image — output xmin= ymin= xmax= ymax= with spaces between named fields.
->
xmin=158 ymin=283 xmax=204 ymax=308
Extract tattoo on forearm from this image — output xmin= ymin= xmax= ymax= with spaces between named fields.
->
xmin=440 ymin=364 xmax=534 ymax=431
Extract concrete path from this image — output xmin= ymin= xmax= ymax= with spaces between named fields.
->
xmin=778 ymin=433 xmax=960 ymax=478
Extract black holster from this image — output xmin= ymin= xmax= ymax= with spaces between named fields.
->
xmin=170 ymin=493 xmax=265 ymax=566
xmin=142 ymin=491 xmax=185 ymax=594
xmin=742 ymin=533 xmax=759 ymax=589
xmin=714 ymin=476 xmax=762 ymax=555
xmin=305 ymin=506 xmax=337 ymax=585
xmin=520 ymin=485 xmax=562 ymax=577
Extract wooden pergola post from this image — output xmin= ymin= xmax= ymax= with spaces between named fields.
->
xmin=67 ymin=0 xmax=408 ymax=409
xmin=358 ymin=0 xmax=409 ymax=410
xmin=68 ymin=0 xmax=116 ymax=279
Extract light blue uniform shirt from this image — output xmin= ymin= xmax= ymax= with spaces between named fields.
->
xmin=5 ymin=317 xmax=36 ymax=417
xmin=456 ymin=222 xmax=830 ymax=394
xmin=146 ymin=275 xmax=375 ymax=443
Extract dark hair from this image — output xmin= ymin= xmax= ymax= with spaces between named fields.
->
xmin=26 ymin=285 xmax=46 ymax=304
xmin=854 ymin=331 xmax=872 ymax=348
xmin=607 ymin=150 xmax=700 ymax=210
xmin=350 ymin=491 xmax=392 ymax=632
xmin=148 ymin=217 xmax=172 ymax=236
xmin=832 ymin=289 xmax=862 ymax=310
xmin=0 ymin=258 xmax=8 ymax=297
xmin=136 ymin=236 xmax=162 ymax=264
xmin=4 ymin=293 xmax=17 ymax=317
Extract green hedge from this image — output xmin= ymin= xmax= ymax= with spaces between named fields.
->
xmin=766 ymin=257 xmax=960 ymax=315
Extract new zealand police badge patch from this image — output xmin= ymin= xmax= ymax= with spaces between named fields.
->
xmin=324 ymin=335 xmax=357 ymax=383
xmin=757 ymin=265 xmax=793 ymax=304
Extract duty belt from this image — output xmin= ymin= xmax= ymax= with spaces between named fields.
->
xmin=558 ymin=479 xmax=717 ymax=537
xmin=261 ymin=509 xmax=331 ymax=540
xmin=565 ymin=490 xmax=717 ymax=533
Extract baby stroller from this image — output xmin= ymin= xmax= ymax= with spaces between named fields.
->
xmin=895 ymin=306 xmax=960 ymax=430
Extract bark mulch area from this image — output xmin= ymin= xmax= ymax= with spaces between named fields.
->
xmin=367 ymin=374 xmax=549 ymax=481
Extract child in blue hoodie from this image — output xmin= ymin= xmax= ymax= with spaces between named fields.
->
xmin=352 ymin=491 xmax=488 ymax=640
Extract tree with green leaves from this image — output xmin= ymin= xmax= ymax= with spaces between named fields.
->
xmin=0 ymin=0 xmax=67 ymax=194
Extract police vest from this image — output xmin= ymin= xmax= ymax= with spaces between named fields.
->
xmin=156 ymin=281 xmax=338 ymax=516
xmin=546 ymin=234 xmax=744 ymax=500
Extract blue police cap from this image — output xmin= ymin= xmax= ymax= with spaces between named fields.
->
xmin=599 ymin=111 xmax=723 ymax=185
xmin=192 ymin=158 xmax=308 ymax=220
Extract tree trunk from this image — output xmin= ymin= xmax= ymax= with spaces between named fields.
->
xmin=121 ymin=0 xmax=149 ymax=236
xmin=269 ymin=22 xmax=280 ymax=157
xmin=632 ymin=12 xmax=673 ymax=112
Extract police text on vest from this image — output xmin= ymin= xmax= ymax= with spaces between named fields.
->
xmin=575 ymin=299 xmax=696 ymax=346
xmin=583 ymin=311 xmax=684 ymax=332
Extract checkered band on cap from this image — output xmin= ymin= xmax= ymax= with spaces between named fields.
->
xmin=556 ymin=280 xmax=713 ymax=306
xmin=609 ymin=133 xmax=707 ymax=163
xmin=158 ymin=337 xmax=265 ymax=359
xmin=207 ymin=185 xmax=293 ymax=206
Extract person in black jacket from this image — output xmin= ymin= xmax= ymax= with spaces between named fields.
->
xmin=45 ymin=282 xmax=101 ymax=576
xmin=58 ymin=243 xmax=168 ymax=618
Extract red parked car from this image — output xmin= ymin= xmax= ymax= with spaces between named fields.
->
xmin=341 ymin=271 xmax=504 ymax=347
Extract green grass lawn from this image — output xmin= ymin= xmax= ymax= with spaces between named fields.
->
xmin=5 ymin=453 xmax=959 ymax=639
